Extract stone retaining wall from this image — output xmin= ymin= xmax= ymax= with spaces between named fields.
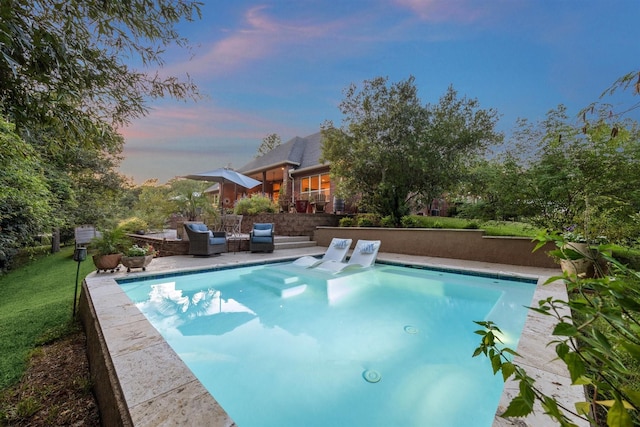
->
xmin=314 ymin=227 xmax=558 ymax=268
xmin=240 ymin=213 xmax=341 ymax=236
xmin=131 ymin=216 xmax=558 ymax=269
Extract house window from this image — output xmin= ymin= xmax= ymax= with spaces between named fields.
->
xmin=299 ymin=173 xmax=330 ymax=199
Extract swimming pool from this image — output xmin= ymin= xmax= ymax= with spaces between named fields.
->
xmin=118 ymin=262 xmax=537 ymax=427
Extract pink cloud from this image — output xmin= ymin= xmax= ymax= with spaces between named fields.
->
xmin=166 ymin=6 xmax=346 ymax=78
xmin=120 ymin=103 xmax=304 ymax=144
xmin=394 ymin=0 xmax=492 ymax=23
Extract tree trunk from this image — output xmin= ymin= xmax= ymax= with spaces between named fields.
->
xmin=51 ymin=227 xmax=60 ymax=253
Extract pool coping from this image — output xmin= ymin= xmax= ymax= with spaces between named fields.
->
xmin=79 ymin=248 xmax=588 ymax=427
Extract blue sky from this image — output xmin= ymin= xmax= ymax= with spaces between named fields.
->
xmin=119 ymin=0 xmax=640 ymax=184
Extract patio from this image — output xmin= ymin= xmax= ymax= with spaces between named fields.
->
xmin=79 ymin=246 xmax=587 ymax=427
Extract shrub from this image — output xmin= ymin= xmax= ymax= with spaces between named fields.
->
xmin=380 ymin=216 xmax=395 ymax=228
xmin=463 ymin=222 xmax=480 ymax=229
xmin=234 ymin=194 xmax=277 ymax=215
xmin=401 ymin=215 xmax=420 ymax=228
xmin=475 ymin=233 xmax=640 ymax=426
xmin=339 ymin=217 xmax=354 ymax=227
xmin=356 ymin=214 xmax=379 ymax=227
xmin=118 ymin=217 xmax=148 ymax=234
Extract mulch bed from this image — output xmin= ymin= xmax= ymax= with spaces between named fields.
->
xmin=0 ymin=330 xmax=100 ymax=426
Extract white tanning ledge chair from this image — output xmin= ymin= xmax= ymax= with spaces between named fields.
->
xmin=291 ymin=238 xmax=353 ymax=268
xmin=315 ymin=240 xmax=381 ymax=274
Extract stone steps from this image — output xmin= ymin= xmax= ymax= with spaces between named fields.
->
xmin=274 ymin=235 xmax=317 ymax=251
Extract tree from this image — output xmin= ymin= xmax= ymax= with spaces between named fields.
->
xmin=0 ymin=0 xmax=202 ymax=261
xmin=0 ymin=118 xmax=53 ymax=269
xmin=504 ymin=105 xmax=640 ymax=243
xmin=168 ymin=179 xmax=217 ymax=222
xmin=321 ymin=76 xmax=501 ymax=224
xmin=256 ymin=133 xmax=282 ymax=157
xmin=0 ymin=0 xmax=201 ymax=137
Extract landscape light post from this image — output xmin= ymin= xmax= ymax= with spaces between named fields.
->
xmin=72 ymin=247 xmax=87 ymax=318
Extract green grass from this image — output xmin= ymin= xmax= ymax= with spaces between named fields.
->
xmin=0 ymin=246 xmax=95 ymax=389
xmin=397 ymin=215 xmax=542 ymax=238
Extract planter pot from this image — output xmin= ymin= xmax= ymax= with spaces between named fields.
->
xmin=279 ymin=201 xmax=291 ymax=213
xmin=295 ymin=200 xmax=309 ymax=213
xmin=313 ymin=202 xmax=326 ymax=213
xmin=92 ymin=253 xmax=122 ymax=273
xmin=560 ymin=242 xmax=595 ymax=277
xmin=121 ymin=254 xmax=154 ymax=272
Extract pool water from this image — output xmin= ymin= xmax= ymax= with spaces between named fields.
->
xmin=119 ymin=262 xmax=536 ymax=427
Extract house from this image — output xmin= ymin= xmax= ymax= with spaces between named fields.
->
xmin=208 ymin=130 xmax=444 ymax=216
xmin=234 ymin=132 xmax=342 ymax=213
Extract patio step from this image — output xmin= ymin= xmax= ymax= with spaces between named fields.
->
xmin=274 ymin=235 xmax=317 ymax=251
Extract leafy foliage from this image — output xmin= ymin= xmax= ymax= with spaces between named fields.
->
xmin=117 ymin=217 xmax=149 ymax=234
xmin=0 ymin=0 xmax=201 ymax=135
xmin=0 ymin=119 xmax=53 ymax=270
xmin=321 ymin=76 xmax=501 ymax=225
xmin=0 ymin=0 xmax=201 ymax=268
xmin=168 ymin=179 xmax=218 ymax=222
xmin=474 ymin=233 xmax=640 ymax=426
xmin=89 ymin=228 xmax=128 ymax=256
xmin=462 ymin=105 xmax=640 ymax=245
xmin=234 ymin=194 xmax=277 ymax=215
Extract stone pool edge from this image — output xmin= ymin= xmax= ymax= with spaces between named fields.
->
xmin=79 ymin=250 xmax=588 ymax=427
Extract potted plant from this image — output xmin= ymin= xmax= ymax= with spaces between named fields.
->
xmin=278 ymin=180 xmax=290 ymax=212
xmin=90 ymin=228 xmax=127 ymax=273
xmin=121 ymin=243 xmax=156 ymax=272
xmin=550 ymin=227 xmax=609 ymax=278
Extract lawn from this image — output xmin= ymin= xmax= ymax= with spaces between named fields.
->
xmin=0 ymin=246 xmax=95 ymax=389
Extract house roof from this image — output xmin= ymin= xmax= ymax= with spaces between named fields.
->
xmin=237 ymin=131 xmax=326 ymax=175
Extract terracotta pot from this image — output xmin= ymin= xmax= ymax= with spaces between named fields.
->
xmin=92 ymin=253 xmax=122 ymax=273
xmin=121 ymin=254 xmax=154 ymax=272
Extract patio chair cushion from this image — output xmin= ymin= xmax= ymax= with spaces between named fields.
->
xmin=188 ymin=223 xmax=209 ymax=232
xmin=253 ymin=228 xmax=272 ymax=237
xmin=251 ymin=236 xmax=273 ymax=243
xmin=210 ymin=236 xmax=226 ymax=245
xmin=253 ymin=223 xmax=273 ymax=231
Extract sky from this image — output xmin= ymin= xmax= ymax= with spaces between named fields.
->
xmin=118 ymin=0 xmax=640 ymax=184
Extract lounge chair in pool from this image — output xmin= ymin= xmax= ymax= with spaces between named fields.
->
xmin=291 ymin=238 xmax=352 ymax=268
xmin=315 ymin=240 xmax=381 ymax=274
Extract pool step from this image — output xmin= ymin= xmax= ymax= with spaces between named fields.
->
xmin=241 ymin=268 xmax=308 ymax=298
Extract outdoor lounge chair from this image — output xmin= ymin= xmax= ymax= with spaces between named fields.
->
xmin=315 ymin=240 xmax=381 ymax=274
xmin=184 ymin=223 xmax=227 ymax=256
xmin=291 ymin=238 xmax=352 ymax=268
xmin=249 ymin=223 xmax=275 ymax=252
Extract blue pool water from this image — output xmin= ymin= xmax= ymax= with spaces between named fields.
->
xmin=118 ymin=262 xmax=537 ymax=427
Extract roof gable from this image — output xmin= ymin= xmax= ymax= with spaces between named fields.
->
xmin=238 ymin=131 xmax=325 ymax=174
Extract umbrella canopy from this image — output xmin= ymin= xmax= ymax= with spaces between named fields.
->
xmin=184 ymin=168 xmax=261 ymax=189
xmin=184 ymin=168 xmax=261 ymax=214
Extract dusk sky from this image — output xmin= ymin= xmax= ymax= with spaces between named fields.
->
xmin=119 ymin=0 xmax=640 ymax=184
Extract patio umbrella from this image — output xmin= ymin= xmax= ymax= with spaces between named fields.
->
xmin=184 ymin=168 xmax=261 ymax=214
